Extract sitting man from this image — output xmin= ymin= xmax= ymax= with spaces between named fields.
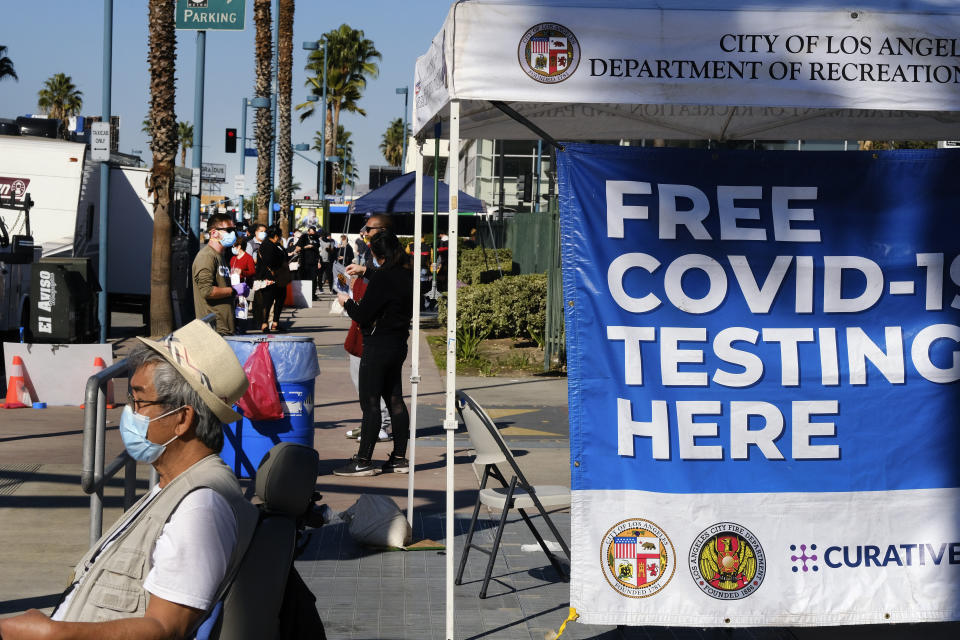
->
xmin=0 ymin=320 xmax=258 ymax=640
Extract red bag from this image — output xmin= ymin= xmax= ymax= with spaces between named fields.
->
xmin=237 ymin=342 xmax=284 ymax=421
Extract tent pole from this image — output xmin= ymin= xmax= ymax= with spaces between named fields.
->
xmin=431 ymin=126 xmax=441 ymax=302
xmin=444 ymin=99 xmax=461 ymax=640
xmin=535 ymin=139 xmax=542 ymax=213
xmin=407 ymin=139 xmax=424 ymax=527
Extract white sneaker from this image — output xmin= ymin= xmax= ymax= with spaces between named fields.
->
xmin=344 ymin=428 xmax=392 ymax=442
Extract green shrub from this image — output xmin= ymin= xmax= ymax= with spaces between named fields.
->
xmin=438 ymin=273 xmax=547 ymax=341
xmin=457 ymin=247 xmax=513 ymax=285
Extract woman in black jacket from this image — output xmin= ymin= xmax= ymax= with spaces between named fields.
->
xmin=334 ymin=230 xmax=413 ymax=476
xmin=255 ymin=224 xmax=289 ymax=332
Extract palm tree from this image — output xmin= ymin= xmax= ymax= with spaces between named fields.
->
xmin=177 ymin=121 xmax=193 ymax=166
xmin=297 ymin=24 xmax=380 ymax=159
xmin=276 ymin=0 xmax=295 ymax=232
xmin=253 ymin=0 xmax=273 ymax=224
xmin=147 ymin=0 xmax=177 ymax=336
xmin=37 ymin=73 xmax=83 ymax=139
xmin=380 ymin=117 xmax=408 ymax=167
xmin=0 ymin=45 xmax=17 ymax=82
xmin=335 ymin=125 xmax=358 ymax=193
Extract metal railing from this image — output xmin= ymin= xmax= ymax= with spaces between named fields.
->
xmin=81 ymin=357 xmax=139 ymax=548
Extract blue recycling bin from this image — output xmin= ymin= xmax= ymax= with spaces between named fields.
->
xmin=222 ymin=336 xmax=320 ymax=477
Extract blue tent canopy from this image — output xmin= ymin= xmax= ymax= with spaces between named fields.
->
xmin=349 ymin=172 xmax=486 ymax=215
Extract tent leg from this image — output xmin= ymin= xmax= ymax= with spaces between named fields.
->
xmin=444 ymin=99 xmax=461 ymax=640
xmin=407 ymin=140 xmax=424 ymax=527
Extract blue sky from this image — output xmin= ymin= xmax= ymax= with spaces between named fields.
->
xmin=0 ymin=0 xmax=455 ymax=198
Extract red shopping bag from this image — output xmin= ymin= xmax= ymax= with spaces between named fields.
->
xmin=237 ymin=342 xmax=284 ymax=421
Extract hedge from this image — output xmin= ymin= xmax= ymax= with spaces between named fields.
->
xmin=438 ymin=273 xmax=546 ymax=340
xmin=456 ymin=247 xmax=513 ymax=285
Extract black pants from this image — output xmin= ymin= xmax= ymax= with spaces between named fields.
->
xmin=300 ymin=264 xmax=319 ymax=298
xmin=357 ymin=339 xmax=409 ymax=460
xmin=319 ymin=261 xmax=333 ymax=292
xmin=260 ymin=283 xmax=284 ymax=326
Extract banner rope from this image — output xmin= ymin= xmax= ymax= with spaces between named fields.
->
xmin=545 ymin=607 xmax=579 ymax=639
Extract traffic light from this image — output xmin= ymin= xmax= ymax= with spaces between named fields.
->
xmin=324 ymin=160 xmax=335 ymax=195
xmin=225 ymin=128 xmax=237 ymax=153
xmin=516 ymin=173 xmax=532 ymax=203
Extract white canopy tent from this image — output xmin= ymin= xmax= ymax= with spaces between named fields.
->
xmin=407 ymin=2 xmax=960 ymax=637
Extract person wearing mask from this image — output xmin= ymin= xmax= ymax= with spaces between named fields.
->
xmin=230 ymin=236 xmax=256 ymax=333
xmin=192 ymin=213 xmax=241 ymax=336
xmin=342 ymin=214 xmax=396 ymax=443
xmin=335 ymin=234 xmax=354 ymax=267
xmin=320 ymin=232 xmax=336 ymax=293
xmin=354 ymin=234 xmax=369 ymax=266
xmin=293 ymin=226 xmax=321 ymax=300
xmin=255 ymin=224 xmax=290 ymax=332
xmin=247 ymin=223 xmax=267 ymax=260
xmin=334 ymin=229 xmax=413 ymax=476
xmin=0 ymin=320 xmax=257 ymax=638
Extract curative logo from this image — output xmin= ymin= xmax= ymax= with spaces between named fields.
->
xmin=601 ymin=518 xmax=675 ymax=598
xmin=518 ymin=23 xmax=580 ymax=84
xmin=790 ymin=543 xmax=819 ymax=572
xmin=689 ymin=523 xmax=766 ymax=600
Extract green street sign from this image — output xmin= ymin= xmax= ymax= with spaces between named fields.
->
xmin=176 ymin=0 xmax=245 ymax=31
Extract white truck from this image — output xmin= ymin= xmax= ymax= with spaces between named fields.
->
xmin=0 ymin=133 xmax=162 ymax=333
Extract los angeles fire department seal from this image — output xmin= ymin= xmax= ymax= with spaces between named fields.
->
xmin=688 ymin=522 xmax=766 ymax=600
xmin=518 ymin=23 xmax=580 ymax=84
xmin=601 ymin=518 xmax=675 ymax=598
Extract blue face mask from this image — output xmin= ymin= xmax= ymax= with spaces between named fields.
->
xmin=372 ymin=256 xmax=381 ymax=268
xmin=219 ymin=230 xmax=237 ymax=248
xmin=119 ymin=404 xmax=182 ymax=463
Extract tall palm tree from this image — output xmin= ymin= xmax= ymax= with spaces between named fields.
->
xmin=253 ymin=0 xmax=273 ymax=224
xmin=297 ymin=24 xmax=380 ymax=159
xmin=37 ymin=73 xmax=83 ymax=138
xmin=335 ymin=125 xmax=358 ymax=192
xmin=276 ymin=0 xmax=295 ymax=232
xmin=147 ymin=0 xmax=177 ymax=336
xmin=380 ymin=117 xmax=408 ymax=167
xmin=0 ymin=45 xmax=17 ymax=81
xmin=177 ymin=121 xmax=193 ymax=166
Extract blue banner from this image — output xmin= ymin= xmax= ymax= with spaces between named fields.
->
xmin=560 ymin=144 xmax=960 ymax=495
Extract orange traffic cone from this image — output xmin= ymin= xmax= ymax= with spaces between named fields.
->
xmin=81 ymin=357 xmax=114 ymax=409
xmin=3 ymin=355 xmax=31 ymax=409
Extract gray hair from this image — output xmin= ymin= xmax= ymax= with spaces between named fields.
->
xmin=126 ymin=344 xmax=224 ymax=452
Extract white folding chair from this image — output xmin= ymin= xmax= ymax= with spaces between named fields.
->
xmin=454 ymin=390 xmax=571 ymax=598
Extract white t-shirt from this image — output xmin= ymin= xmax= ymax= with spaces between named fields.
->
xmin=53 ymin=487 xmax=237 ymax=619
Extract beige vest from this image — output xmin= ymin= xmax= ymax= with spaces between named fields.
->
xmin=58 ymin=455 xmax=259 ymax=623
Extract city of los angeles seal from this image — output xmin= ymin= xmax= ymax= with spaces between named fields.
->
xmin=601 ymin=518 xmax=675 ymax=598
xmin=518 ymin=23 xmax=580 ymax=84
xmin=689 ymin=522 xmax=766 ymax=600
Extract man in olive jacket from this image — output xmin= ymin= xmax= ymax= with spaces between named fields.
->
xmin=192 ymin=212 xmax=241 ymax=336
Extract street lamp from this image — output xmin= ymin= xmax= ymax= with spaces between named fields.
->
xmin=239 ymin=96 xmax=270 ymax=222
xmin=303 ymin=39 xmax=328 ymax=204
xmin=396 ymin=87 xmax=409 ymax=172
xmin=292 ymin=142 xmax=320 ymax=200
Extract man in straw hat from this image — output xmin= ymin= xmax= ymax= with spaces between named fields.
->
xmin=0 ymin=320 xmax=258 ymax=639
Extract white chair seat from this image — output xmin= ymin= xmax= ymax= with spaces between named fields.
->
xmin=479 ymin=484 xmax=571 ymax=510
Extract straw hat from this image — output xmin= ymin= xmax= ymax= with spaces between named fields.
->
xmin=136 ymin=320 xmax=248 ymax=423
